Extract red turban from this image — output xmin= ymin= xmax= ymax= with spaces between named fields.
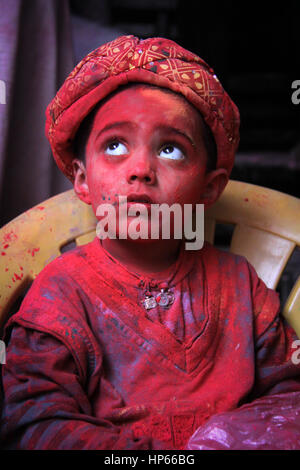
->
xmin=45 ymin=35 xmax=240 ymax=182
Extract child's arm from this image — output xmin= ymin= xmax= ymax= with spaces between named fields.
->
xmin=0 ymin=323 xmax=154 ymax=450
xmin=187 ymin=317 xmax=300 ymax=450
xmin=1 ymin=318 xmax=168 ymax=450
xmin=0 ymin=256 xmax=162 ymax=450
xmin=187 ymin=264 xmax=300 ymax=450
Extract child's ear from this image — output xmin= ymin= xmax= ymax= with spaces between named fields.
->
xmin=72 ymin=159 xmax=91 ymax=205
xmin=201 ymin=168 xmax=228 ymax=208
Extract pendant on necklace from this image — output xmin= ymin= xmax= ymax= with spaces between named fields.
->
xmin=157 ymin=288 xmax=175 ymax=308
xmin=143 ymin=295 xmax=157 ymax=310
xmin=156 ymin=289 xmax=170 ymax=307
xmin=142 ymin=288 xmax=175 ymax=310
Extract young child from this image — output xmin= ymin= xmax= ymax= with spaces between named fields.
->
xmin=1 ymin=35 xmax=299 ymax=450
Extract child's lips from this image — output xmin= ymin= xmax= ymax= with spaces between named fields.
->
xmin=116 ymin=193 xmax=155 ymax=214
xmin=126 ymin=194 xmax=154 ymax=205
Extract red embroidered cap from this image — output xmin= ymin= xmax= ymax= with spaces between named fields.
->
xmin=45 ymin=35 xmax=240 ymax=182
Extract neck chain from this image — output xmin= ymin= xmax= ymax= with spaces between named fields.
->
xmin=138 ymin=279 xmax=175 ymax=310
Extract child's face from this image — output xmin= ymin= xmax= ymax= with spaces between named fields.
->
xmin=73 ymin=86 xmax=227 ymax=236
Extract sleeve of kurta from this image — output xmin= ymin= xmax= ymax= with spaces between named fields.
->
xmin=187 ymin=263 xmax=300 ymax=450
xmin=0 ymin=258 xmax=155 ymax=450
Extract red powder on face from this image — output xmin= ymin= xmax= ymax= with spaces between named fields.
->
xmin=83 ymin=86 xmax=214 ymax=229
xmin=73 ymin=85 xmax=226 ymax=273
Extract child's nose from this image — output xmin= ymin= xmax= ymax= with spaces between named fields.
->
xmin=126 ymin=152 xmax=156 ymax=185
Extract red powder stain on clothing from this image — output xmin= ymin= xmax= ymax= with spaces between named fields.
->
xmin=5 ymin=268 xmax=8 ymax=272
xmin=244 ymin=198 xmax=249 ymax=202
xmin=3 ymin=244 xmax=9 ymax=249
xmin=1 ymin=252 xmax=6 ymax=256
xmin=37 ymin=206 xmax=45 ymax=211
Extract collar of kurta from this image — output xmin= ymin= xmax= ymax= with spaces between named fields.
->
xmin=88 ymin=237 xmax=196 ymax=291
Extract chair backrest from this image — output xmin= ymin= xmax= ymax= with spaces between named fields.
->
xmin=0 ymin=180 xmax=299 ymax=337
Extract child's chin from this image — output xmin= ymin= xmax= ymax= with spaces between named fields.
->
xmin=119 ymin=236 xmax=167 ymax=244
xmin=118 ymin=221 xmax=179 ymax=242
xmin=97 ymin=216 xmax=183 ymax=243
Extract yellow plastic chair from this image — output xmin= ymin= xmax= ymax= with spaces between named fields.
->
xmin=0 ymin=181 xmax=299 ymax=337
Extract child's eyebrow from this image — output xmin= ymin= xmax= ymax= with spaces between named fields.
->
xmin=157 ymin=125 xmax=196 ymax=148
xmin=94 ymin=121 xmax=196 ymax=148
xmin=95 ymin=121 xmax=137 ymax=140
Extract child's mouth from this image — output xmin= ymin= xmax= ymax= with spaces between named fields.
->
xmin=126 ymin=194 xmax=154 ymax=205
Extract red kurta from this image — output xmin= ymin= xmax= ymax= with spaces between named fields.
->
xmin=1 ymin=238 xmax=299 ymax=449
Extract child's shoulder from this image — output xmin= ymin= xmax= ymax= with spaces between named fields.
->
xmin=200 ymin=241 xmax=251 ymax=273
xmin=35 ymin=237 xmax=99 ymax=281
xmin=200 ymin=242 xmax=280 ymax=323
xmin=4 ymin=239 xmax=100 ymax=345
xmin=198 ymin=242 xmax=271 ymax=297
xmin=12 ymin=238 xmax=99 ymax=315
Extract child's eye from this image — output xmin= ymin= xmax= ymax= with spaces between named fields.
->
xmin=158 ymin=145 xmax=185 ymax=160
xmin=105 ymin=141 xmax=128 ymax=156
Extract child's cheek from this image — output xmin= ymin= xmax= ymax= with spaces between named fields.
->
xmin=163 ymin=166 xmax=204 ymax=206
xmin=183 ymin=164 xmax=207 ymax=202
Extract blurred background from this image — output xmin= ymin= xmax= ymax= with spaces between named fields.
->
xmin=0 ymin=0 xmax=299 ymax=302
